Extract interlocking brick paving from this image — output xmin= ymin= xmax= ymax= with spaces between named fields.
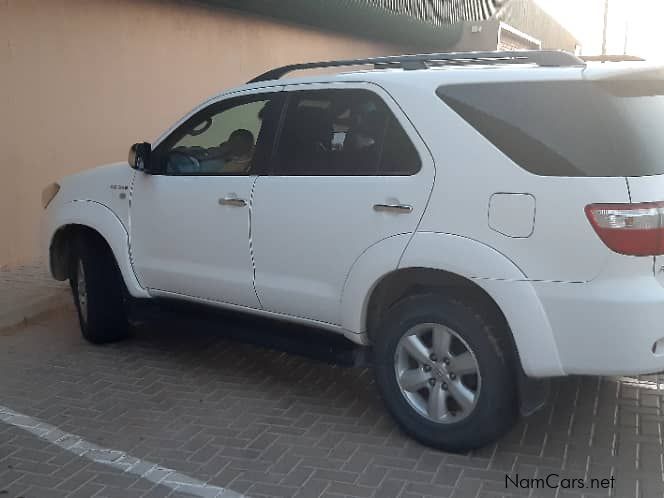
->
xmin=0 ymin=263 xmax=69 ymax=329
xmin=1 ymin=308 xmax=663 ymax=498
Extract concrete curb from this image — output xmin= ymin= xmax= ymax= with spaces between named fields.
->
xmin=0 ymin=288 xmax=72 ymax=330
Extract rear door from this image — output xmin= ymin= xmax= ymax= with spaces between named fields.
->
xmin=251 ymin=83 xmax=434 ymax=325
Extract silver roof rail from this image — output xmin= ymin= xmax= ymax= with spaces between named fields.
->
xmin=581 ymin=54 xmax=645 ymax=63
xmin=248 ymin=50 xmax=584 ymax=83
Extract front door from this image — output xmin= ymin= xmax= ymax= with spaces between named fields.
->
xmin=251 ymin=84 xmax=434 ymax=325
xmin=130 ymin=89 xmax=284 ymax=307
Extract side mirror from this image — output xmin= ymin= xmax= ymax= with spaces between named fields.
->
xmin=128 ymin=142 xmax=152 ymax=172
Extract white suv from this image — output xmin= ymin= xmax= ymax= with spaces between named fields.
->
xmin=42 ymin=51 xmax=664 ymax=451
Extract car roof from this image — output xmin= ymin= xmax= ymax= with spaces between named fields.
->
xmin=154 ymin=59 xmax=663 ymax=147
xmin=224 ymin=60 xmax=663 ymax=98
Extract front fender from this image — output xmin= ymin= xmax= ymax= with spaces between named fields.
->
xmin=399 ymin=232 xmax=564 ymax=377
xmin=42 ymin=200 xmax=149 ymax=299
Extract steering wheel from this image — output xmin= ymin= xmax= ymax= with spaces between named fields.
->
xmin=167 ymin=150 xmax=201 ymax=174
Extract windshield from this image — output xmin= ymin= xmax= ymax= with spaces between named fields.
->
xmin=437 ymin=70 xmax=664 ymax=177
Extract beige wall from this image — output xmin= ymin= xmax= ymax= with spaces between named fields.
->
xmin=0 ymin=0 xmax=398 ymax=268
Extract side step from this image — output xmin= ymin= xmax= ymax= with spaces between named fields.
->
xmin=127 ymin=297 xmax=372 ymax=367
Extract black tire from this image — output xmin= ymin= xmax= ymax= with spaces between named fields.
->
xmin=70 ymin=235 xmax=130 ymax=344
xmin=373 ymin=293 xmax=518 ymax=452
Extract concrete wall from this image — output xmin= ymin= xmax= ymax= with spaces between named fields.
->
xmin=0 ymin=0 xmax=398 ymax=268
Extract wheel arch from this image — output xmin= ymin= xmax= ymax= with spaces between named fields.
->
xmin=50 ymin=224 xmax=110 ymax=280
xmin=365 ymin=267 xmax=509 ymax=345
xmin=341 ymin=232 xmax=564 ymax=378
xmin=364 ymin=266 xmax=553 ymax=415
xmin=45 ymin=200 xmax=149 ymax=298
xmin=364 ymin=268 xmax=523 ymax=385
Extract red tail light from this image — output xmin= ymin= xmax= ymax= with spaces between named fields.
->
xmin=585 ymin=202 xmax=664 ymax=256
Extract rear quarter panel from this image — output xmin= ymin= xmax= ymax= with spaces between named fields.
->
xmin=386 ymin=77 xmax=629 ymax=282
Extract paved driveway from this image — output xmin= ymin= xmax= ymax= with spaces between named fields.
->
xmin=0 ymin=307 xmax=663 ymax=498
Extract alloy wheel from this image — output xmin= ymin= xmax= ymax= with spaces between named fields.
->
xmin=394 ymin=323 xmax=481 ymax=423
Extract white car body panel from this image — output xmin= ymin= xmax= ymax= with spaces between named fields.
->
xmin=626 ymin=174 xmax=664 ymax=204
xmin=56 ymin=162 xmax=135 ymax=229
xmin=130 ymin=174 xmax=261 ymax=308
xmin=339 ymin=233 xmax=413 ymax=339
xmin=398 ymin=231 xmax=563 ymax=376
xmin=42 ymin=201 xmax=149 ymax=299
xmin=251 ymin=82 xmax=434 ymax=325
xmin=533 ymin=253 xmax=664 ymax=375
xmin=41 ymin=162 xmax=149 ymax=298
xmin=129 ymin=86 xmax=283 ymax=308
xmin=488 ymin=193 xmax=536 ymax=238
xmin=382 ymin=72 xmax=631 ymax=282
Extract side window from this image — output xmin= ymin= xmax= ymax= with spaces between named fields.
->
xmin=153 ymin=95 xmax=282 ymax=176
xmin=380 ymin=114 xmax=421 ymax=175
xmin=274 ymin=89 xmax=420 ymax=176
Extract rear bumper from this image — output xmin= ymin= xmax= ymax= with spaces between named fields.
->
xmin=534 ymin=273 xmax=664 ymax=376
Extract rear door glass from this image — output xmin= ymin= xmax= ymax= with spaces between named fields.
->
xmin=274 ymin=89 xmax=420 ymax=176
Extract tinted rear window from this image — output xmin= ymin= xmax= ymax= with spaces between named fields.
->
xmin=437 ymin=72 xmax=664 ymax=177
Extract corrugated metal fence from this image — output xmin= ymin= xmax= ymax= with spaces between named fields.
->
xmin=366 ymin=0 xmax=503 ymax=25
xmin=207 ymin=0 xmax=504 ymax=49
